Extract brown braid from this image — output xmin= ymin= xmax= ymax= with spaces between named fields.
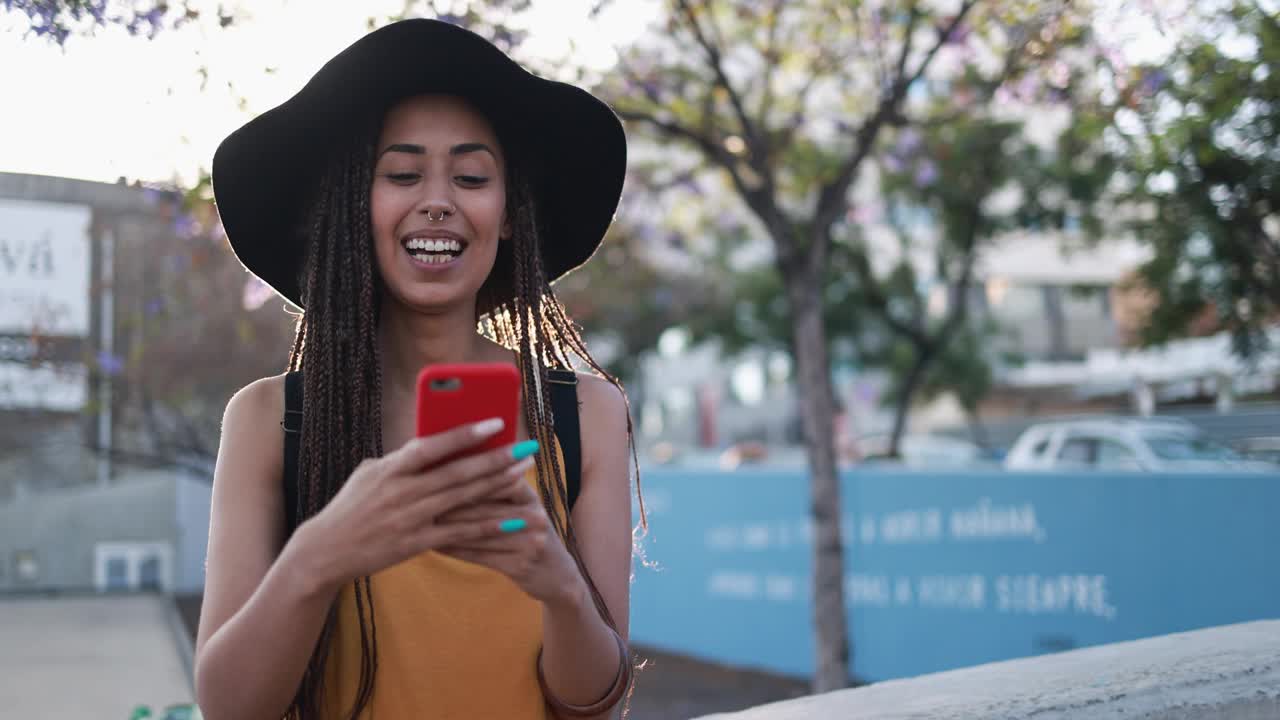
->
xmin=283 ymin=124 xmax=382 ymax=720
xmin=281 ymin=119 xmax=645 ymax=719
xmin=482 ymin=163 xmax=646 ymax=710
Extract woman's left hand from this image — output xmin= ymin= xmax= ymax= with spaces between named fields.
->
xmin=434 ymin=479 xmax=587 ymax=606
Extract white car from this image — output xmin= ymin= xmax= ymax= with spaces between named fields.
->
xmin=1003 ymin=418 xmax=1275 ymax=472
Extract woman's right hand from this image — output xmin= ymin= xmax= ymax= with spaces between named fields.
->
xmin=293 ymin=418 xmax=532 ymax=593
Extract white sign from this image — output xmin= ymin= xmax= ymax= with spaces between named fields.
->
xmin=0 ymin=362 xmax=86 ymax=411
xmin=0 ymin=198 xmax=92 ymax=336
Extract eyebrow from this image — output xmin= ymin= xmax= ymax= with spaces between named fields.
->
xmin=377 ymin=142 xmax=497 ymax=159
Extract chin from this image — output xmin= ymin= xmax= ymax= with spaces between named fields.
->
xmin=383 ymin=281 xmax=478 ymax=315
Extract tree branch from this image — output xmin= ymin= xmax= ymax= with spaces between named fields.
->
xmin=614 ymin=107 xmax=781 ymax=232
xmin=856 ymin=2 xmax=890 ymax=93
xmin=814 ymin=0 xmax=981 ymax=237
xmin=839 ymin=241 xmax=932 ymax=348
xmin=893 ymin=2 xmax=923 ymax=95
xmin=615 ymin=55 xmax=665 ymax=107
xmin=935 ymin=209 xmax=983 ymax=349
xmin=913 ymin=5 xmax=1064 ymax=128
xmin=756 ymin=0 xmax=788 ymax=137
xmin=674 ymin=0 xmax=763 ymax=162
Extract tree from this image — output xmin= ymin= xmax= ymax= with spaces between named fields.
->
xmin=867 ymin=112 xmax=1113 ymax=450
xmin=555 ymin=225 xmax=719 ymax=388
xmin=3 ymin=0 xmax=233 ymax=45
xmin=1105 ymin=1 xmax=1280 ymax=358
xmin=77 ymin=183 xmax=295 ymax=478
xmin=596 ymin=0 xmax=1092 ymax=688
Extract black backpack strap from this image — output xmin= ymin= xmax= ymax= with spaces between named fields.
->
xmin=281 ymin=368 xmax=581 ymax=519
xmin=281 ymin=370 xmax=303 ymax=534
xmin=548 ymin=369 xmax=582 ymax=511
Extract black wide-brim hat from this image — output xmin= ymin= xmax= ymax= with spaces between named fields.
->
xmin=212 ymin=18 xmax=627 ymax=310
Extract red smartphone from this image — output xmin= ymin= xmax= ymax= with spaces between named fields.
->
xmin=416 ymin=362 xmax=520 ymax=465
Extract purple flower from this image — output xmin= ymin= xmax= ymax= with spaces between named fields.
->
xmin=96 ymin=351 xmax=125 ymax=376
xmin=913 ymin=160 xmax=938 ymax=188
xmin=883 ymin=154 xmax=905 ymax=174
xmin=145 ymin=298 xmax=164 ymax=316
xmin=895 ymin=128 xmax=923 ymax=156
xmin=173 ymin=213 xmax=198 ymax=238
xmin=1140 ymin=69 xmax=1168 ymax=95
xmin=944 ymin=21 xmax=972 ymax=46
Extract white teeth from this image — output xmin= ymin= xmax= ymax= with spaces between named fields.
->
xmin=404 ymin=238 xmax=463 ymax=253
xmin=408 ymin=252 xmax=454 ymax=264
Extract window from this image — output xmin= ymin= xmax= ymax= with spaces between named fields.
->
xmin=105 ymin=556 xmax=129 ymax=591
xmin=1144 ymin=433 xmax=1240 ymax=461
xmin=138 ymin=554 xmax=162 ymax=591
xmin=1097 ymin=440 xmax=1140 ymax=469
xmin=1057 ymin=437 xmax=1097 ymax=465
xmin=94 ymin=542 xmax=172 ymax=592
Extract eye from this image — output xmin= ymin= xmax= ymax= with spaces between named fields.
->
xmin=455 ymin=175 xmax=489 ymax=187
xmin=384 ymin=172 xmax=421 ymax=185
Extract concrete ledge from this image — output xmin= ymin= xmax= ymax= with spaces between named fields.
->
xmin=694 ymin=621 xmax=1280 ymax=720
xmin=0 ymin=594 xmax=194 ymax=716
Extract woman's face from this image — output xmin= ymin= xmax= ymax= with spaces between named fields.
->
xmin=371 ymin=94 xmax=508 ymax=313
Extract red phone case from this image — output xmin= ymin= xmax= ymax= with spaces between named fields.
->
xmin=416 ymin=362 xmax=520 ymax=464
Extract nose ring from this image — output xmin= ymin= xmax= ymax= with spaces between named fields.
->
xmin=427 ymin=208 xmax=452 ymax=222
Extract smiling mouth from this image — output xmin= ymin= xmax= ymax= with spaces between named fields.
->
xmin=402 ymin=235 xmax=467 ymax=265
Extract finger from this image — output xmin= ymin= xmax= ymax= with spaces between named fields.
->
xmin=410 ymin=438 xmax=540 ymax=498
xmin=385 ymin=417 xmax=507 ymax=474
xmin=436 ymin=500 xmax=520 ymax=525
xmin=416 ymin=456 xmax=534 ymax=518
xmin=437 ymin=508 xmax=536 ymax=540
xmin=414 ymin=507 xmax=535 ymax=550
xmin=468 ymin=474 xmax=537 ymax=505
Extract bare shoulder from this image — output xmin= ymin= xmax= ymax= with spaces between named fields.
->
xmin=217 ymin=373 xmax=289 ymax=484
xmin=197 ymin=373 xmax=290 ymax=655
xmin=573 ymin=371 xmax=630 ymax=476
xmin=574 ymin=371 xmax=629 ymax=434
xmin=225 ymin=374 xmax=287 ymax=422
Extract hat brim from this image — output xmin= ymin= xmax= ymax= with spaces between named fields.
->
xmin=212 ymin=19 xmax=626 ymax=310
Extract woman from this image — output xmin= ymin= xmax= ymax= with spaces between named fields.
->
xmin=194 ymin=19 xmax=637 ymax=720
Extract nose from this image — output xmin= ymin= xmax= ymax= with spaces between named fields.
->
xmin=412 ymin=168 xmax=457 ymax=222
xmin=420 ymin=201 xmax=454 ymax=222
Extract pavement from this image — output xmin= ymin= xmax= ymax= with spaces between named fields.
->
xmin=0 ymin=593 xmax=194 ymax=719
xmin=0 ymin=592 xmax=807 ymax=720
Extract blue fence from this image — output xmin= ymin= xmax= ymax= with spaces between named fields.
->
xmin=629 ymin=467 xmax=1280 ymax=682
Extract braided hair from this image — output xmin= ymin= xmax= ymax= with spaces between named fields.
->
xmin=282 ymin=116 xmax=642 ymax=720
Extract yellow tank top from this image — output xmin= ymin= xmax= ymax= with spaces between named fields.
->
xmin=320 ymin=441 xmax=566 ymax=719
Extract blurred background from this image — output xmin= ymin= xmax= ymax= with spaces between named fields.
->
xmin=1 ymin=0 xmax=1278 ymax=718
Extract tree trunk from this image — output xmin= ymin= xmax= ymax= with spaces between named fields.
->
xmin=888 ymin=350 xmax=932 ymax=459
xmin=785 ymin=273 xmax=850 ymax=693
xmin=965 ymin=405 xmax=990 ymax=448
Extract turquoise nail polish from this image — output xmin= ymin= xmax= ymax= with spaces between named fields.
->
xmin=499 ymin=518 xmax=527 ymax=533
xmin=511 ymin=439 xmax=540 ymax=460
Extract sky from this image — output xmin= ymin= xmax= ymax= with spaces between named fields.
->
xmin=1 ymin=0 xmax=1171 ymax=188
xmin=0 ymin=0 xmax=659 ymax=186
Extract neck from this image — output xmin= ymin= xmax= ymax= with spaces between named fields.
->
xmin=378 ymin=298 xmax=489 ymax=397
